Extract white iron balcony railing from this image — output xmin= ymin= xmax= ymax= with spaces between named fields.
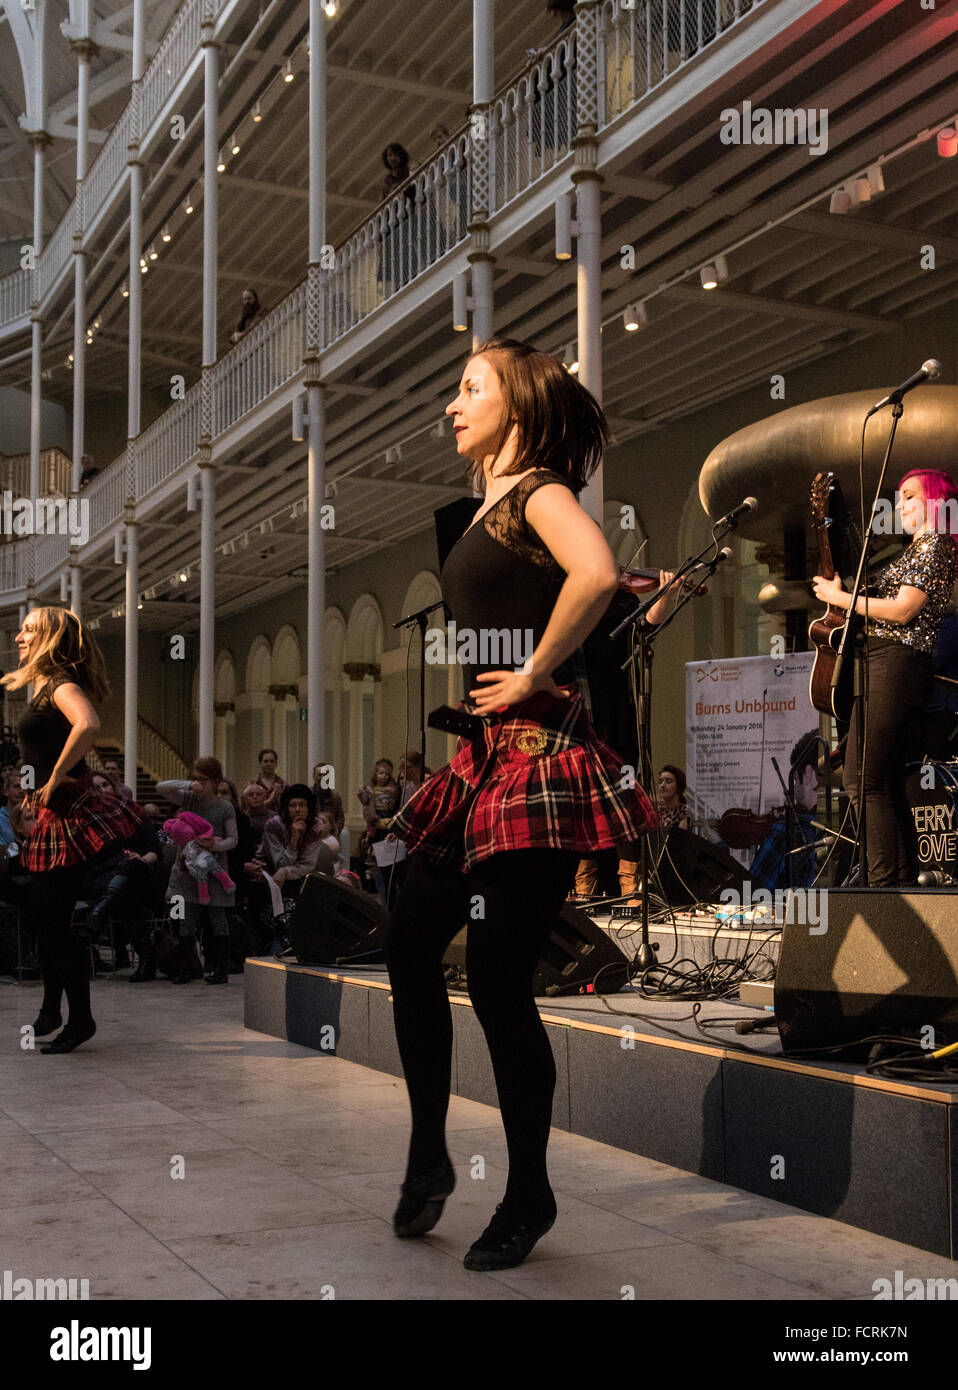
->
xmin=600 ymin=0 xmax=765 ymax=123
xmin=140 ymin=0 xmax=205 ymax=136
xmin=0 ymin=268 xmax=30 ymax=328
xmin=324 ymin=136 xmax=470 ymax=347
xmin=0 ymin=0 xmax=770 ymax=599
xmin=491 ymin=35 xmax=577 ymax=213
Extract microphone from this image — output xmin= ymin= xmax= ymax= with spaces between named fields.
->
xmin=714 ymin=497 xmax=758 ymax=531
xmin=870 ymin=359 xmax=941 ymax=414
xmin=689 ymin=546 xmax=732 ymax=581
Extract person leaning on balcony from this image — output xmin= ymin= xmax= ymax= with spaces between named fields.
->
xmin=157 ymin=757 xmax=237 ymax=986
xmin=250 ymin=747 xmax=287 ymax=814
xmin=384 ymin=337 xmax=677 ymax=1273
xmin=229 ymin=287 xmax=267 ymax=346
xmin=3 ymin=606 xmax=146 ymax=1052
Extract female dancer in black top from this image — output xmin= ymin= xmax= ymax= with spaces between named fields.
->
xmin=4 ymin=607 xmax=143 ymax=1051
xmin=813 ymin=468 xmax=958 ymax=884
xmin=386 ymin=338 xmax=674 ymax=1271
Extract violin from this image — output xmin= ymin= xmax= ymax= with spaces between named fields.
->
xmin=617 ymin=567 xmax=708 ymax=597
xmin=714 ymin=806 xmax=781 ymax=849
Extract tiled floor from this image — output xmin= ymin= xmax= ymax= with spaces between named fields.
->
xmin=1 ymin=974 xmax=955 ymax=1301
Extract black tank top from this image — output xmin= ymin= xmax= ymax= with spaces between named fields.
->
xmin=440 ymin=468 xmax=579 ymax=703
xmin=18 ymin=679 xmax=90 ymax=786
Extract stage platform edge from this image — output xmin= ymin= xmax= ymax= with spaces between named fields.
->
xmin=244 ymin=957 xmax=958 ymax=1260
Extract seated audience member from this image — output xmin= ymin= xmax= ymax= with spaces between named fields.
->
xmin=247 ymin=784 xmax=336 ymax=893
xmin=100 ymin=756 xmax=134 ymax=800
xmin=656 ymin=765 xmax=690 ymax=829
xmin=358 ymin=758 xmax=400 ymax=901
xmin=311 ymin=763 xmax=345 ymax=836
xmin=241 ymin=781 xmax=272 ymax=841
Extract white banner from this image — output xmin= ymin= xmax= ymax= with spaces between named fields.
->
xmin=685 ymin=652 xmax=817 ymax=844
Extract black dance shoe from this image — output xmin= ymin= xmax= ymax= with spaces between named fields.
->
xmin=463 ymin=1202 xmax=557 ymax=1271
xmin=31 ymin=1011 xmax=62 ymax=1036
xmin=392 ymin=1160 xmax=456 ymax=1237
xmin=40 ymin=1021 xmax=97 ymax=1054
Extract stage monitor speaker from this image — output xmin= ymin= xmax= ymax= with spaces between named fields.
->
xmin=655 ymin=828 xmax=747 ymax=907
xmin=443 ymin=905 xmax=631 ymax=996
xmin=434 ymin=496 xmax=481 ymax=571
xmin=289 ymin=874 xmax=388 ymax=966
xmin=774 ymin=889 xmax=958 ymax=1055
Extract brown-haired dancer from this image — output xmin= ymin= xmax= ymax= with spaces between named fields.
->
xmin=3 ymin=607 xmax=144 ymax=1052
xmin=385 ymin=338 xmax=679 ymax=1271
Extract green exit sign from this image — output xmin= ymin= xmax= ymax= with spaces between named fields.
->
xmin=299 ymin=708 xmax=308 ymax=722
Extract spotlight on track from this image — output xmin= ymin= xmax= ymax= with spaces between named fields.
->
xmin=623 ymin=302 xmax=647 ymax=332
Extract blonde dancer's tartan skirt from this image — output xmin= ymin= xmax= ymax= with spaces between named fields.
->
xmin=22 ymin=776 xmax=146 ymax=872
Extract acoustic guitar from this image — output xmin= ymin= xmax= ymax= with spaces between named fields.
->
xmin=808 ymin=471 xmax=863 ymax=723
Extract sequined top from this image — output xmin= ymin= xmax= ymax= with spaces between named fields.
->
xmin=866 ymin=531 xmax=957 ymax=653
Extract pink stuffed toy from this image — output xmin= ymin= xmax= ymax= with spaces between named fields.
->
xmin=163 ymin=810 xmax=235 ymax=904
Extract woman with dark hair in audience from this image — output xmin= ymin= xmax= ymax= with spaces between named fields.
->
xmin=656 ymin=765 xmax=689 ymax=829
xmin=3 ymin=606 xmax=144 ymax=1051
xmin=250 ymin=748 xmax=287 ymax=815
xmin=157 ymin=757 xmax=237 ymax=985
xmin=248 ymin=783 xmax=336 ymax=895
xmin=385 ymin=338 xmax=670 ymax=1271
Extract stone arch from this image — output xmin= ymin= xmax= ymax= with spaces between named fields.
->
xmin=272 ymin=625 xmax=301 ymax=686
xmin=245 ymin=635 xmax=272 ymax=693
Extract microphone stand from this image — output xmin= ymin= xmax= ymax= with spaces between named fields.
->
xmin=831 ymin=400 xmax=905 ymax=887
xmin=617 ymin=542 xmax=731 ymax=972
xmin=393 ymin=598 xmax=448 ymax=768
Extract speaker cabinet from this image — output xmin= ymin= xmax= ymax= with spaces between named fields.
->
xmin=443 ymin=905 xmax=630 ymax=996
xmin=655 ymin=828 xmax=748 ymax=907
xmin=774 ymin=889 xmax=958 ymax=1055
xmin=289 ymin=874 xmax=388 ymax=966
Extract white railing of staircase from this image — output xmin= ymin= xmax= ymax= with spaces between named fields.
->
xmin=0 ymin=448 xmax=73 ymax=498
xmin=138 ymin=719 xmax=190 ymax=783
xmin=213 ymin=282 xmax=306 ymax=435
xmin=80 ymin=108 xmax=132 ymax=239
xmin=489 ymin=34 xmax=576 ymax=215
xmin=598 ymin=0 xmax=766 ymax=125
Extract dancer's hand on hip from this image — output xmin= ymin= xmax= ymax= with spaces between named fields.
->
xmin=469 ymin=669 xmax=569 ymax=714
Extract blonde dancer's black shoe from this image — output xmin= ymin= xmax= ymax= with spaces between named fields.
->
xmin=463 ymin=1202 xmax=556 ymax=1271
xmin=392 ymin=1160 xmax=456 ymax=1237
xmin=40 ymin=1020 xmax=96 ymax=1054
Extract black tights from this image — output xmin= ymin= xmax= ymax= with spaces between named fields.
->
xmin=385 ymin=849 xmax=579 ymax=1217
xmin=30 ymin=863 xmax=93 ymax=1028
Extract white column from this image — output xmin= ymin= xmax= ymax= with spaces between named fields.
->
xmin=198 ymin=469 xmax=215 ymax=755
xmin=71 ymin=29 xmax=93 ymax=494
xmin=305 ymin=0 xmax=328 ymax=776
xmin=573 ymin=0 xmax=604 ymax=524
xmin=124 ymin=515 xmax=138 ymax=786
xmin=69 ymin=550 xmax=82 ymax=616
xmin=469 ymin=0 xmax=495 ymax=351
xmin=29 ymin=136 xmax=48 ymax=505
xmin=197 ymin=12 xmax=219 ymax=756
xmin=124 ymin=0 xmax=145 ymax=786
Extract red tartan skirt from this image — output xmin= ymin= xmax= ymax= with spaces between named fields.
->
xmin=22 ymin=775 xmax=146 ymax=873
xmin=390 ymin=686 xmax=658 ymax=873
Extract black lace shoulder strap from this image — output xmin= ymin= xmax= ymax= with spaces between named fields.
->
xmin=485 ymin=469 xmax=574 ymax=572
